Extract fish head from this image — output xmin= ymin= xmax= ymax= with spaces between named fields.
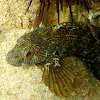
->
xmin=6 ymin=32 xmax=48 ymax=67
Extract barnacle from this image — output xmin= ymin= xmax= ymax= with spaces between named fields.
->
xmin=26 ymin=0 xmax=90 ymax=23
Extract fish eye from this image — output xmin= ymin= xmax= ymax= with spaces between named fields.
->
xmin=24 ymin=49 xmax=34 ymax=58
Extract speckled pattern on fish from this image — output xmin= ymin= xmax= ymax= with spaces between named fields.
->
xmin=6 ymin=22 xmax=100 ymax=97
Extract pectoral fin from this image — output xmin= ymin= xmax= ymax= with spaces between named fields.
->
xmin=42 ymin=57 xmax=77 ymax=97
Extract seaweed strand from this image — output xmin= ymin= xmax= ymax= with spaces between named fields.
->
xmin=60 ymin=0 xmax=63 ymax=11
xmin=66 ymin=0 xmax=73 ymax=22
xmin=82 ymin=0 xmax=89 ymax=13
xmin=56 ymin=0 xmax=60 ymax=24
xmin=25 ymin=0 xmax=33 ymax=14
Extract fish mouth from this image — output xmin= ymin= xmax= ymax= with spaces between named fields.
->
xmin=6 ymin=51 xmax=22 ymax=67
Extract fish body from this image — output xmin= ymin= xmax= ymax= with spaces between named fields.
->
xmin=6 ymin=22 xmax=100 ymax=97
xmin=6 ymin=22 xmax=100 ymax=66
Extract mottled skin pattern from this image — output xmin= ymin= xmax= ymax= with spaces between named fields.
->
xmin=6 ymin=22 xmax=100 ymax=79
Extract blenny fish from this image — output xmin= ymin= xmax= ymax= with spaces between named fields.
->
xmin=6 ymin=22 xmax=100 ymax=97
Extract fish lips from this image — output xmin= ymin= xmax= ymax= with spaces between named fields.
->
xmin=6 ymin=50 xmax=23 ymax=67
